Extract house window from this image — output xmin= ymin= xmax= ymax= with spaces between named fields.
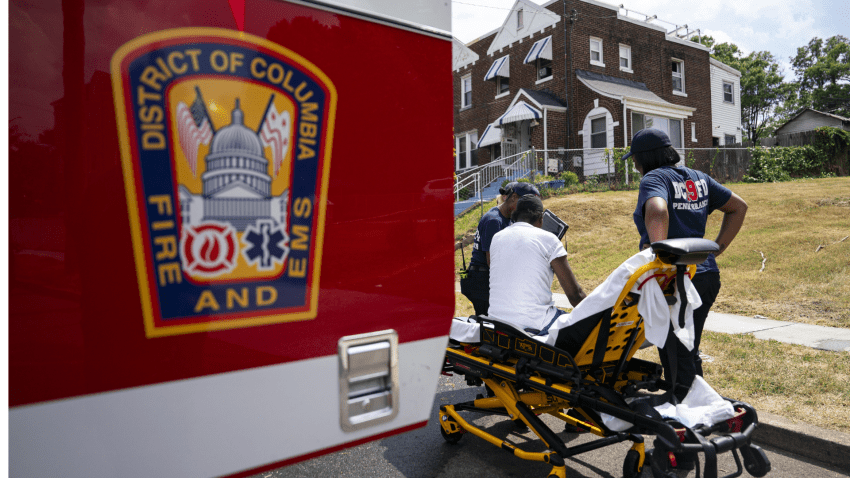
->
xmin=461 ymin=75 xmax=472 ymax=108
xmin=631 ymin=112 xmax=645 ymax=134
xmin=724 ymin=134 xmax=737 ymax=145
xmin=669 ymin=119 xmax=682 ymax=148
xmin=723 ymin=81 xmax=734 ymax=103
xmin=672 ymin=59 xmax=685 ymax=93
xmin=517 ymin=9 xmax=523 ymax=29
xmin=497 ymin=76 xmax=509 ymax=95
xmin=590 ymin=38 xmax=604 ymax=66
xmin=537 ymin=58 xmax=552 ymax=80
xmin=590 ymin=116 xmax=607 ymax=148
xmin=619 ymin=45 xmax=631 ymax=71
xmin=631 ymin=113 xmax=682 ymax=148
xmin=456 ymin=136 xmax=467 ymax=170
xmin=456 ymin=133 xmax=478 ymax=170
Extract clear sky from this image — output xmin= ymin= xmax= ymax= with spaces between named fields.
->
xmin=452 ymin=0 xmax=850 ymax=81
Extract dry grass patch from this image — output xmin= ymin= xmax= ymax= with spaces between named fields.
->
xmin=454 ymin=177 xmax=850 ymax=326
xmin=635 ymin=332 xmax=850 ymax=433
xmin=704 ymin=178 xmax=850 ymax=328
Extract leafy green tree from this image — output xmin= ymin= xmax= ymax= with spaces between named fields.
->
xmin=790 ymin=35 xmax=850 ymax=117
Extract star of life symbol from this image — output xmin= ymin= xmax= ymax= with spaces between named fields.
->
xmin=242 ymin=220 xmax=290 ymax=271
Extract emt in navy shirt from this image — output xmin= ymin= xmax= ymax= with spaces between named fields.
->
xmin=460 ymin=182 xmax=540 ymax=316
xmin=625 ymin=128 xmax=748 ymax=401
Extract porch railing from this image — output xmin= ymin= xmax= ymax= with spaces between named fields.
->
xmin=454 ymin=148 xmax=541 ymax=202
xmin=454 ymin=171 xmax=480 ymax=202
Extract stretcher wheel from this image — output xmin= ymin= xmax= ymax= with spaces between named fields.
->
xmin=440 ymin=424 xmax=463 ymax=444
xmin=740 ymin=444 xmax=771 ymax=477
xmin=622 ymin=449 xmax=642 ymax=478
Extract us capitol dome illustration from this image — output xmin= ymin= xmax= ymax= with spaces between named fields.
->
xmin=179 ymin=99 xmax=288 ymax=231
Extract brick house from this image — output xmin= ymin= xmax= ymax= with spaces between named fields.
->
xmin=453 ymin=0 xmax=724 ymax=176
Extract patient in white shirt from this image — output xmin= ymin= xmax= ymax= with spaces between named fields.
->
xmin=487 ymin=195 xmax=585 ymax=336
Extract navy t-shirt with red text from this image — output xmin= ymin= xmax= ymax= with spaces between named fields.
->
xmin=633 ymin=166 xmax=732 ymax=274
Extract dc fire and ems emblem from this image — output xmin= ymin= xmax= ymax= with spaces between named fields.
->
xmin=111 ymin=28 xmax=336 ymax=337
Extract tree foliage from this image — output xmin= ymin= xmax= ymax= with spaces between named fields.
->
xmin=790 ymin=35 xmax=850 ymax=117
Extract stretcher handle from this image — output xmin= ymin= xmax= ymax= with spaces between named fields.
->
xmin=651 ymin=238 xmax=720 ymax=265
xmin=670 ymin=422 xmax=756 ymax=455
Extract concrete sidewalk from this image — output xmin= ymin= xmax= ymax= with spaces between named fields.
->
xmin=550 ymin=292 xmax=850 ymax=352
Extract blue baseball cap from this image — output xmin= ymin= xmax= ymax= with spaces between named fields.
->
xmin=622 ymin=128 xmax=672 ymax=161
xmin=501 ymin=181 xmax=540 ymax=197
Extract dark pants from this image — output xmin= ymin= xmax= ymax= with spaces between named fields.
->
xmin=460 ymin=269 xmax=490 ymax=316
xmin=658 ymin=271 xmax=721 ymax=400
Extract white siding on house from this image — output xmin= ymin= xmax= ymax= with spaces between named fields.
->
xmin=710 ymin=58 xmax=742 ymax=145
xmin=452 ymin=37 xmax=480 ymax=71
xmin=486 ymin=0 xmax=560 ymax=56
xmin=776 ymin=110 xmax=847 ymax=135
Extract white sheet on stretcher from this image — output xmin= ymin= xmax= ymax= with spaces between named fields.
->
xmin=600 ymin=376 xmax=736 ymax=431
xmin=450 ymin=249 xmax=702 ymax=349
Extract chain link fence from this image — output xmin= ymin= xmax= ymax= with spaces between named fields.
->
xmin=529 ymin=147 xmax=754 ymax=186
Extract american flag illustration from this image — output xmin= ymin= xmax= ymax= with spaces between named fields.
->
xmin=259 ymin=95 xmax=291 ymax=177
xmin=176 ymin=90 xmax=214 ymax=176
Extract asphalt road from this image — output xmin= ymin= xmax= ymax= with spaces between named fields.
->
xmin=259 ymin=373 xmax=849 ymax=478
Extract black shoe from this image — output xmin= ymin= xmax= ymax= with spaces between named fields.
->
xmin=564 ymin=409 xmax=589 ymax=434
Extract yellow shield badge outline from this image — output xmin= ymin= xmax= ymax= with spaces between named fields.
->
xmin=111 ymin=28 xmax=337 ymax=337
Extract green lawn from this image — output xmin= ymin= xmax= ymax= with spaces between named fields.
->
xmin=456 ymin=177 xmax=850 ymax=328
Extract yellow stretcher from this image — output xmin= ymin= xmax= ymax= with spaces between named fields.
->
xmin=441 ymin=239 xmax=771 ymax=478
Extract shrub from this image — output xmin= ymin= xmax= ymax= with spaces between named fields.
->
xmin=561 ymin=171 xmax=579 ymax=186
xmin=745 ymin=127 xmax=850 ymax=182
xmin=744 ymin=146 xmax=826 ymax=183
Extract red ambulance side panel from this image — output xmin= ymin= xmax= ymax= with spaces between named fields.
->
xmin=9 ymin=0 xmax=454 ymax=475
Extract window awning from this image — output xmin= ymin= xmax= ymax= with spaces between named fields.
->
xmin=497 ymin=101 xmax=542 ymax=125
xmin=484 ymin=55 xmax=510 ymax=81
xmin=575 ymin=69 xmax=696 ymax=119
xmin=477 ymin=122 xmax=501 ymax=148
xmin=524 ymin=36 xmax=552 ymax=64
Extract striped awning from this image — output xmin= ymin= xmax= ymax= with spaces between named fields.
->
xmin=477 ymin=122 xmax=501 ymax=148
xmin=524 ymin=36 xmax=552 ymax=64
xmin=497 ymin=101 xmax=542 ymax=125
xmin=484 ymin=55 xmax=510 ymax=81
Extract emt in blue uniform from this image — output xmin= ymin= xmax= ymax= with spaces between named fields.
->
xmin=626 ymin=128 xmax=748 ymax=401
xmin=461 ymin=182 xmax=540 ymax=316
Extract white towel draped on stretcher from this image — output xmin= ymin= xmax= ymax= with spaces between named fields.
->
xmin=541 ymin=249 xmax=702 ymax=350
